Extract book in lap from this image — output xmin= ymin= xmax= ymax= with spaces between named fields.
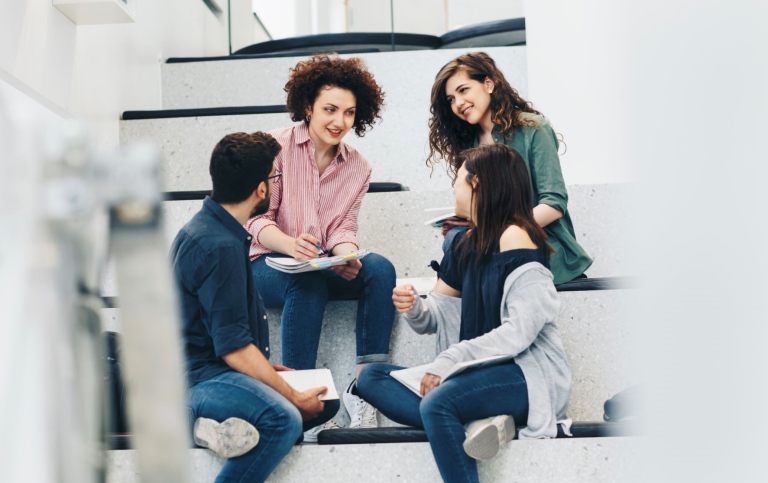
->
xmin=277 ymin=368 xmax=340 ymax=401
xmin=266 ymin=249 xmax=369 ymax=274
xmin=390 ymin=355 xmax=516 ymax=397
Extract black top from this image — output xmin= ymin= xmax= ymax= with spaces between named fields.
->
xmin=439 ymin=231 xmax=550 ymax=341
xmin=170 ymin=197 xmax=270 ymax=385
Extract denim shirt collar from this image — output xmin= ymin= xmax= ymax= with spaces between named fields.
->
xmin=202 ymin=196 xmax=252 ymax=245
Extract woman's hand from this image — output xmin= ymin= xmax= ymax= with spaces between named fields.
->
xmin=292 ymin=233 xmax=321 ymax=260
xmin=441 ymin=217 xmax=471 ymax=237
xmin=329 ymin=259 xmax=362 ymax=281
xmin=420 ymin=373 xmax=442 ymax=396
xmin=392 ymin=284 xmax=417 ymax=313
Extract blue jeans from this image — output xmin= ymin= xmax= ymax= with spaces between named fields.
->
xmin=251 ymin=252 xmax=396 ymax=369
xmin=357 ymin=362 xmax=529 ymax=483
xmin=189 ymin=371 xmax=340 ymax=483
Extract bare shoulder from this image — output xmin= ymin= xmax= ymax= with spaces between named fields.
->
xmin=499 ymin=225 xmax=537 ymax=252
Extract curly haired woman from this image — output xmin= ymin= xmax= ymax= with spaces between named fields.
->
xmin=246 ymin=54 xmax=396 ymax=441
xmin=429 ymin=52 xmax=591 ymax=284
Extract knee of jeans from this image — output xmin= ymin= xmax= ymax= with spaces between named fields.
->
xmin=265 ymin=400 xmax=303 ymax=442
xmin=361 ymin=254 xmax=396 ymax=283
xmin=419 ymin=388 xmax=454 ymax=421
xmin=356 ymin=364 xmax=377 ymax=397
xmin=356 ymin=364 xmax=388 ymax=399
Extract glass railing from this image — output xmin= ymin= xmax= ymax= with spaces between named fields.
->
xmin=226 ymin=0 xmax=525 ymax=52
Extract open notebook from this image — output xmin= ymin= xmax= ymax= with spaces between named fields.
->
xmin=277 ymin=368 xmax=339 ymax=401
xmin=390 ymin=355 xmax=515 ymax=397
xmin=424 ymin=207 xmax=456 ymax=227
xmin=266 ymin=249 xmax=369 ymax=274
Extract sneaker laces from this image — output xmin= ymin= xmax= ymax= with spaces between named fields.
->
xmin=358 ymin=401 xmax=377 ymax=428
xmin=350 ymin=398 xmax=377 ymax=428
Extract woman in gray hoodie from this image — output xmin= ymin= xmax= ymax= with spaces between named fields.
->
xmin=357 ymin=143 xmax=572 ymax=483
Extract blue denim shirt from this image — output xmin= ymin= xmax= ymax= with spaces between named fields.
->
xmin=170 ymin=197 xmax=270 ymax=386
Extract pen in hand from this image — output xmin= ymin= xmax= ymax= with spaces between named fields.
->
xmin=315 ymin=243 xmax=323 ymax=255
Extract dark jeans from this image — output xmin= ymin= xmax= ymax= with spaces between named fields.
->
xmin=357 ymin=362 xmax=529 ymax=483
xmin=251 ymin=252 xmax=396 ymax=369
xmin=189 ymin=371 xmax=339 ymax=483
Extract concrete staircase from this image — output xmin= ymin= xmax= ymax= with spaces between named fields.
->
xmin=105 ymin=46 xmax=639 ymax=482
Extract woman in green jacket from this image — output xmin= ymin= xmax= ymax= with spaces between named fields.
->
xmin=428 ymin=51 xmax=591 ymax=284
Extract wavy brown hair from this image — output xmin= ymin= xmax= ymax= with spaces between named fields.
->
xmin=285 ymin=54 xmax=385 ymax=137
xmin=428 ymin=52 xmax=543 ymax=178
xmin=455 ymin=143 xmax=552 ymax=269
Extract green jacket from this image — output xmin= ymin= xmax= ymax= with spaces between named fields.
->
xmin=480 ymin=112 xmax=592 ymax=284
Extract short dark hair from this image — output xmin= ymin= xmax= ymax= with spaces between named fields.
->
xmin=285 ymin=54 xmax=385 ymax=137
xmin=209 ymin=132 xmax=281 ymax=204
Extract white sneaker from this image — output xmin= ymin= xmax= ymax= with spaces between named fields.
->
xmin=462 ymin=415 xmax=516 ymax=461
xmin=343 ymin=379 xmax=378 ymax=429
xmin=193 ymin=417 xmax=259 ymax=458
xmin=302 ymin=419 xmax=341 ymax=444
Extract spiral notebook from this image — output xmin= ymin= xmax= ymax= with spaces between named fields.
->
xmin=265 ymin=249 xmax=369 ymax=274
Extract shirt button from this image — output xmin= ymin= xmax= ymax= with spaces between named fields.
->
xmin=265 ymin=347 xmax=269 ymax=351
xmin=263 ymin=315 xmax=267 ymax=320
xmin=247 ymin=236 xmax=252 ymax=241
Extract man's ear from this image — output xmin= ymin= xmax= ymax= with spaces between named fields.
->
xmin=255 ymin=181 xmax=267 ymax=201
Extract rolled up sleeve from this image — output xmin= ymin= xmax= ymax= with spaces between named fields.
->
xmin=529 ymin=121 xmax=568 ymax=214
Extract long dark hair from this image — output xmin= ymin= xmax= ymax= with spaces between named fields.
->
xmin=427 ymin=52 xmax=543 ymax=178
xmin=455 ymin=144 xmax=553 ymax=268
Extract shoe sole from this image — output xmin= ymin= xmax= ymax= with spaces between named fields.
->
xmin=463 ymin=415 xmax=516 ymax=461
xmin=194 ymin=417 xmax=259 ymax=458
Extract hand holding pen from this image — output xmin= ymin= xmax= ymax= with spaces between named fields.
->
xmin=292 ymin=233 xmax=323 ymax=260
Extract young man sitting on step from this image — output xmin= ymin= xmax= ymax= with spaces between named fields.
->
xmin=170 ymin=132 xmax=339 ymax=483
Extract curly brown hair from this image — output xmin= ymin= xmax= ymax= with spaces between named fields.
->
xmin=285 ymin=54 xmax=385 ymax=137
xmin=427 ymin=52 xmax=543 ymax=178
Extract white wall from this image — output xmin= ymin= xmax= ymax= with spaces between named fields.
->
xmin=525 ymin=0 xmax=634 ymax=185
xmin=527 ymin=1 xmax=768 ymax=482
xmin=347 ymin=0 xmax=446 ymax=36
xmin=1 ymin=0 xmax=230 ymax=148
xmin=446 ymin=0 xmax=524 ymax=30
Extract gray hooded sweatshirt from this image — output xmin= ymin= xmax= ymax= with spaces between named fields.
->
xmin=402 ymin=262 xmax=572 ymax=439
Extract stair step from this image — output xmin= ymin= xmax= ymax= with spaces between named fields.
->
xmin=160 ymin=46 xmax=527 ymax=110
xmin=106 ymin=436 xmax=638 ymax=483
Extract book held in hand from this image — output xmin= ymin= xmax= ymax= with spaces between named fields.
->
xmin=277 ymin=368 xmax=340 ymax=401
xmin=390 ymin=355 xmax=515 ymax=397
xmin=424 ymin=207 xmax=456 ymax=227
xmin=266 ymin=249 xmax=369 ymax=274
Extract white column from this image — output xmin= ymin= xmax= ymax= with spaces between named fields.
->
xmin=526 ymin=1 xmax=768 ymax=482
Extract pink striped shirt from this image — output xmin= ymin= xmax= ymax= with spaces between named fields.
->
xmin=246 ymin=123 xmax=371 ymax=260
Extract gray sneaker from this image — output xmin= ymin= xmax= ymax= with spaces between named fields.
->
xmin=343 ymin=379 xmax=377 ymax=429
xmin=193 ymin=417 xmax=259 ymax=458
xmin=302 ymin=419 xmax=342 ymax=444
xmin=462 ymin=415 xmax=516 ymax=461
